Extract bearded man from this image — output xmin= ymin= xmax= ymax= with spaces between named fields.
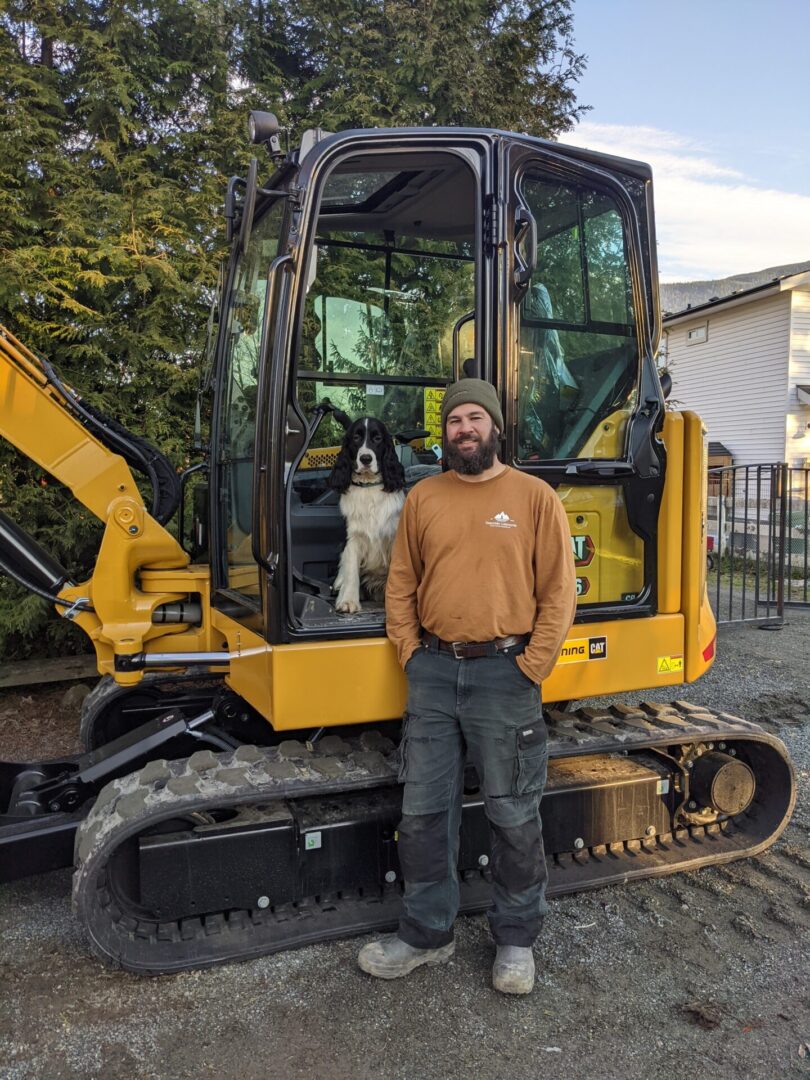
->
xmin=357 ymin=377 xmax=577 ymax=994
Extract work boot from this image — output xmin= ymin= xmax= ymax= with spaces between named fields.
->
xmin=492 ymin=945 xmax=535 ymax=995
xmin=357 ymin=934 xmax=454 ymax=980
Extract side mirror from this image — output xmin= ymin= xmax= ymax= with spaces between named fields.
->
xmin=659 ymin=370 xmax=673 ymax=400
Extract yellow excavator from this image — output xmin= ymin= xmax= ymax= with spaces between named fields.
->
xmin=0 ymin=114 xmax=795 ymax=973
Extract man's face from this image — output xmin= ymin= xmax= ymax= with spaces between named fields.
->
xmin=444 ymin=404 xmax=499 ymax=475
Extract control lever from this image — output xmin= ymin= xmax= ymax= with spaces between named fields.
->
xmin=312 ymin=400 xmax=351 ymax=431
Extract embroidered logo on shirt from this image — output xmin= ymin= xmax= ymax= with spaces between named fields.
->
xmin=485 ymin=510 xmax=517 ymax=529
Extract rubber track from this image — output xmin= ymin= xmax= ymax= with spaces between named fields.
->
xmin=72 ymin=701 xmax=796 ymax=974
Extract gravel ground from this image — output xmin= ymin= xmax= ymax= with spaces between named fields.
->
xmin=1 ymin=612 xmax=809 ymax=1080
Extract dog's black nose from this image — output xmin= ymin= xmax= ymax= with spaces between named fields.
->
xmin=359 ymin=454 xmax=373 ymax=466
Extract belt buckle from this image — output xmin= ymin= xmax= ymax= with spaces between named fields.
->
xmin=451 ymin=641 xmax=468 ymax=659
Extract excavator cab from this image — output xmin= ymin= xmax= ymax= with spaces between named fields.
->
xmin=0 ymin=119 xmax=795 ymax=974
xmin=214 ymin=126 xmax=666 ymax=658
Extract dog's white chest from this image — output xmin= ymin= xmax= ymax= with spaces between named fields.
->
xmin=340 ymin=486 xmax=405 ymax=543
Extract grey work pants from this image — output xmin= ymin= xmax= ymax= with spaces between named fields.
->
xmin=396 ymin=640 xmax=549 ymax=949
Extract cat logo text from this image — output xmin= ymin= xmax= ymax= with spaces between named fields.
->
xmin=558 ymin=636 xmax=608 ymax=664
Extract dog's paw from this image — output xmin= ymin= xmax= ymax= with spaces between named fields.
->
xmin=335 ymin=593 xmax=361 ymax=614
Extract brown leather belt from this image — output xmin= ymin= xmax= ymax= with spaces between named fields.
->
xmin=422 ymin=633 xmax=530 ymax=659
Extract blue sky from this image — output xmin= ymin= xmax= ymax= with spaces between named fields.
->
xmin=561 ymin=0 xmax=810 ymax=281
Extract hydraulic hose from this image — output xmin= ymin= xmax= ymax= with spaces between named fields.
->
xmin=0 ymin=508 xmax=94 ymax=614
xmin=34 ymin=351 xmax=181 ymax=526
xmin=0 ymin=553 xmax=94 ymax=615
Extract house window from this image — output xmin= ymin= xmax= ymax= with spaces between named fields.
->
xmin=686 ymin=323 xmax=708 ymax=345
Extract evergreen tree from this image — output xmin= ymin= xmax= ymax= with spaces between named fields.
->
xmin=281 ymin=0 xmax=585 ymax=134
xmin=0 ymin=0 xmax=274 ymax=656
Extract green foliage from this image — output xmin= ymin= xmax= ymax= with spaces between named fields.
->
xmin=0 ymin=0 xmax=262 ymax=655
xmin=0 ymin=0 xmax=585 ymax=656
xmin=277 ymin=0 xmax=585 ymax=133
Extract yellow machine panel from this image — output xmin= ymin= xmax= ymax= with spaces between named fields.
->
xmin=559 ymin=487 xmax=644 ymax=606
xmin=213 ymin=606 xmax=686 ymax=731
xmin=657 ymin=411 xmax=684 ymax=613
xmin=681 ymin=411 xmax=716 ymax=682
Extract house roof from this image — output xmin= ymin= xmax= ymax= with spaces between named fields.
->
xmin=708 ymin=441 xmax=732 ymax=456
xmin=663 ymin=268 xmax=810 ymax=326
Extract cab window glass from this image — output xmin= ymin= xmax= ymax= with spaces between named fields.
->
xmin=219 ymin=197 xmax=286 ymax=596
xmin=517 ymin=177 xmax=637 ymax=462
xmin=298 ymin=233 xmax=473 ymax=451
xmin=585 ymin=196 xmax=632 ymax=324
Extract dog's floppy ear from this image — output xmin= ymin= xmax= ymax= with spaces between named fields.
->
xmin=328 ymin=431 xmax=354 ymax=494
xmin=380 ymin=432 xmax=406 ymax=493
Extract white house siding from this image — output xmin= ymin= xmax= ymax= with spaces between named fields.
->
xmin=787 ymin=289 xmax=810 ymax=468
xmin=664 ymin=292 xmax=792 ymax=465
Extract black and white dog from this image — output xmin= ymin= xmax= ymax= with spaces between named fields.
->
xmin=328 ymin=417 xmax=406 ymax=613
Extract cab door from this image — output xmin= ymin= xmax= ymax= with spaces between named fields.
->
xmin=273 ymin=130 xmax=497 ymax=642
xmin=499 ymin=138 xmax=665 ymax=614
xmin=209 ymin=172 xmax=294 ymax=633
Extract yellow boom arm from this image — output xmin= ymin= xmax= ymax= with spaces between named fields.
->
xmin=0 ymin=324 xmax=192 ymax=681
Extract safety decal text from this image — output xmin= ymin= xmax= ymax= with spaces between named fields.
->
xmin=558 ymin=636 xmax=607 ymax=664
xmin=423 ymin=387 xmax=446 ymax=441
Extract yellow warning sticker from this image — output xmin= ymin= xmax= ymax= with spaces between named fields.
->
xmin=657 ymin=655 xmax=684 ymax=674
xmin=424 ymin=387 xmax=445 ymax=403
xmin=423 ymin=387 xmax=446 ymax=440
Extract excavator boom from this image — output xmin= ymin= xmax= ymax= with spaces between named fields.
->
xmin=0 ymin=323 xmax=194 ymax=676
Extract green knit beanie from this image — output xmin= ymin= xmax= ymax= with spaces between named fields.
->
xmin=440 ymin=378 xmax=504 ymax=433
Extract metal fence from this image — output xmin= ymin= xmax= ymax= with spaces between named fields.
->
xmin=706 ymin=463 xmax=810 ymax=626
xmin=784 ymin=466 xmax=810 ymax=606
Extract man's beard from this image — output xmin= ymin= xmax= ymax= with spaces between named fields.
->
xmin=445 ymin=428 xmax=500 ymax=475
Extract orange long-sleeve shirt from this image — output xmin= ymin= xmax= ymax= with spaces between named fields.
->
xmin=385 ymin=466 xmax=577 ymax=685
